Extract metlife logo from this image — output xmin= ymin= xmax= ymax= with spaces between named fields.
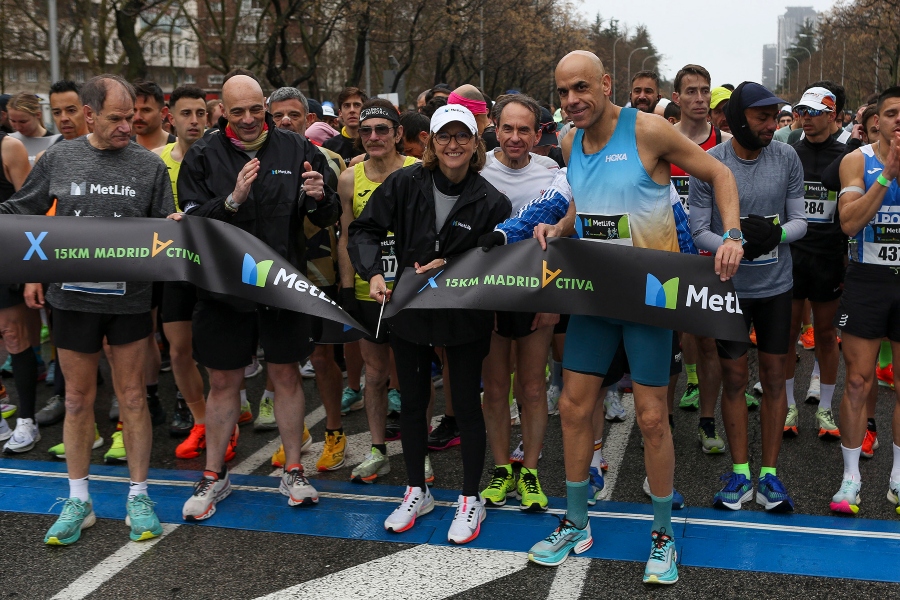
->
xmin=69 ymin=182 xmax=137 ymax=197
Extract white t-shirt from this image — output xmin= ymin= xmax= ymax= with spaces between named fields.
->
xmin=481 ymin=150 xmax=559 ymax=213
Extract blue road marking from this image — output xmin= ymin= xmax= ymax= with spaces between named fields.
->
xmin=2 ymin=459 xmax=899 ymax=582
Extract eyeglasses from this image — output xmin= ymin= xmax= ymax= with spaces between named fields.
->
xmin=359 ymin=124 xmax=395 ymax=137
xmin=796 ymin=107 xmax=832 ymax=117
xmin=434 ymin=131 xmax=473 ymax=145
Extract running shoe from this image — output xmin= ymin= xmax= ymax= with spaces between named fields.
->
xmin=159 ymin=358 xmax=171 ymax=373
xmin=643 ymin=529 xmax=678 ymax=585
xmin=244 ymin=357 xmax=263 ymax=378
xmin=148 ymin=394 xmax=166 ymax=427
xmin=254 ymin=396 xmax=277 ymax=430
xmin=425 ymin=454 xmax=435 ymax=484
xmin=0 ymin=355 xmax=11 ymax=377
xmin=816 ymin=407 xmax=841 ymax=439
xmin=271 ymin=425 xmax=312 ymax=468
xmin=756 ymin=474 xmax=794 ymax=512
xmin=1 ymin=403 xmax=16 ymax=421
xmin=384 ymin=486 xmax=434 ymax=533
xmin=528 ymin=518 xmax=593 ymax=566
xmin=175 ymin=423 xmax=206 ymax=459
xmin=588 ymin=466 xmax=605 ymax=506
xmin=299 ymin=360 xmax=315 ymax=379
xmin=481 ymin=464 xmax=516 ymax=507
xmin=752 ymin=381 xmax=763 ymax=395
xmin=351 ymin=447 xmax=390 ymax=483
xmin=387 ymin=388 xmax=402 ymax=416
xmin=799 ymin=326 xmax=815 ymax=350
xmin=0 ymin=418 xmax=10 ymax=442
xmin=40 ymin=324 xmax=50 ymax=344
xmin=104 ymin=430 xmax=126 ymax=463
xmin=862 ymin=430 xmax=879 ymax=458
xmin=876 ymin=363 xmax=895 ymax=389
xmin=36 ymin=394 xmax=65 ymax=426
xmin=125 ymin=494 xmax=163 ymax=541
xmin=49 ymin=424 xmax=104 ymax=458
xmin=713 ymin=472 xmax=753 ymax=510
xmin=594 ymin=440 xmax=609 ymax=472
xmin=510 ymin=439 xmax=525 ymax=464
xmin=182 ymin=470 xmax=231 ymax=521
xmin=427 ymin=415 xmax=460 ymax=450
xmin=316 ymin=430 xmax=346 ymax=471
xmin=830 ymin=478 xmax=861 ymax=514
xmin=745 ymin=392 xmax=759 ymax=409
xmin=238 ymin=397 xmax=253 ymax=425
xmin=698 ymin=420 xmax=725 ymax=454
xmin=340 ymin=386 xmax=364 ymax=414
xmin=517 ymin=467 xmax=549 ymax=512
xmin=510 ymin=399 xmax=520 ymax=426
xmin=678 ymin=383 xmax=700 ymax=410
xmin=783 ymin=405 xmax=799 ymax=437
xmin=3 ymin=418 xmax=40 ymax=453
xmin=448 ymin=494 xmax=486 ymax=544
xmin=45 ymin=360 xmax=55 ymax=386
xmin=170 ymin=392 xmax=194 ymax=437
xmin=280 ymin=466 xmax=319 ymax=506
xmin=888 ymin=479 xmax=900 ymax=515
xmin=641 ymin=477 xmax=686 ymax=510
xmin=44 ymin=497 xmax=96 ymax=545
xmin=748 ymin=327 xmax=757 ymax=347
xmin=109 ymin=397 xmax=119 ymax=422
xmin=805 ymin=372 xmax=821 ymax=403
xmin=547 ymin=384 xmax=561 ymax=416
xmin=385 ymin=421 xmax=401 ymax=441
xmin=224 ymin=424 xmax=239 ymax=462
xmin=604 ymin=388 xmax=626 ymax=422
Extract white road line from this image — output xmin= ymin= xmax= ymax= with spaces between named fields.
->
xmin=267 ymin=431 xmax=403 ymax=478
xmin=546 ymin=556 xmax=591 ymax=600
xmin=596 ymin=392 xmax=635 ymax=501
xmin=254 ymin=545 xmax=528 ymax=600
xmin=230 ymin=405 xmax=328 ymax=475
xmin=49 ymin=523 xmax=179 ymax=600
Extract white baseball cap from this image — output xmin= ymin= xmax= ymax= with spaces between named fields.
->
xmin=796 ymin=87 xmax=836 ymax=112
xmin=430 ymin=105 xmax=478 ymax=135
xmin=322 ymin=105 xmax=336 ymax=117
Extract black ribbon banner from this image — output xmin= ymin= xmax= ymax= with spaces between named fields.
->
xmin=385 ymin=237 xmax=750 ymax=343
xmin=0 ymin=215 xmax=367 ymax=337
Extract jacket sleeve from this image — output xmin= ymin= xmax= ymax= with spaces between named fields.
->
xmin=0 ymin=152 xmax=53 ymax=215
xmin=347 ymin=171 xmax=398 ymax=283
xmin=300 ymin=137 xmax=341 ymax=229
xmin=177 ymin=143 xmax=234 ymax=221
xmin=496 ymin=168 xmax=569 ymax=244
xmin=821 ymin=138 xmax=862 ymax=192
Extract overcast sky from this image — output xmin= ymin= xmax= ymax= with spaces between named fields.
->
xmin=577 ymin=0 xmax=836 ymax=87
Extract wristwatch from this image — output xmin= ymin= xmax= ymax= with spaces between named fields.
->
xmin=722 ymin=228 xmax=744 ymax=245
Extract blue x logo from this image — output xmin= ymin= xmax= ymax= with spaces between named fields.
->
xmin=417 ymin=269 xmax=444 ymax=293
xmin=23 ymin=232 xmax=48 ymax=261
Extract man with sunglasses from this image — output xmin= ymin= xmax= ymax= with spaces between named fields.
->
xmin=784 ymin=86 xmax=847 ymax=442
xmin=787 ymin=81 xmax=851 ymax=146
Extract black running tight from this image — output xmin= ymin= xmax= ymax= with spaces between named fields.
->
xmin=391 ymin=334 xmax=490 ymax=497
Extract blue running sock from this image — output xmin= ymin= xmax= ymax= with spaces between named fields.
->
xmin=565 ymin=479 xmax=589 ymax=528
xmin=650 ymin=492 xmax=673 ymax=533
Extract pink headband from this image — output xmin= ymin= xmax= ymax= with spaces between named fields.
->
xmin=448 ymin=91 xmax=488 ymax=115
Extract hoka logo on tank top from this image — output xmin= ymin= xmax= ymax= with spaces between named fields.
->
xmin=605 ymin=153 xmax=627 ymax=162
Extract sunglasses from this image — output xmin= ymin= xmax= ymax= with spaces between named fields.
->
xmin=796 ymin=107 xmax=832 ymax=117
xmin=359 ymin=124 xmax=395 ymax=137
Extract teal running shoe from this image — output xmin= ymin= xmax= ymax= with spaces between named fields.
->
xmin=387 ymin=388 xmax=402 ymax=415
xmin=588 ymin=466 xmax=604 ymax=506
xmin=756 ymin=474 xmax=794 ymax=512
xmin=340 ymin=386 xmax=364 ymax=415
xmin=528 ymin=518 xmax=592 ymax=566
xmin=643 ymin=528 xmax=678 ymax=585
xmin=44 ymin=497 xmax=96 ymax=545
xmin=125 ymin=494 xmax=164 ymax=541
xmin=712 ymin=472 xmax=753 ymax=510
xmin=830 ymin=478 xmax=861 ymax=515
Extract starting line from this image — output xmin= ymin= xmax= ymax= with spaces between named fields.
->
xmin=1 ymin=459 xmax=899 ymax=583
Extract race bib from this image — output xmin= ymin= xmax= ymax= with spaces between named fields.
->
xmin=862 ymin=223 xmax=900 ymax=265
xmin=575 ymin=213 xmax=633 ymax=246
xmin=803 ymin=181 xmax=837 ymax=223
xmin=60 ymin=282 xmax=126 ymax=295
xmin=672 ymin=176 xmax=690 ymax=214
xmin=740 ymin=215 xmax=779 ymax=266
xmin=381 ymin=234 xmax=397 ymax=282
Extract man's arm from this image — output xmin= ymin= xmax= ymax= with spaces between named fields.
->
xmin=688 ymin=176 xmax=723 ymax=252
xmin=151 ymin=162 xmax=176 ymax=217
xmin=347 ymin=174 xmax=397 ymax=284
xmin=497 ymin=169 xmax=571 ymax=245
xmin=780 ymin=151 xmax=807 ymax=243
xmin=839 ymin=143 xmax=899 ymax=236
xmin=177 ymin=143 xmax=236 ymax=220
xmin=336 ymin=168 xmax=357 ymax=291
xmin=302 ymin=139 xmax=341 ymax=229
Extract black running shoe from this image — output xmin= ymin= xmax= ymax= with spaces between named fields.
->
xmin=148 ymin=394 xmax=167 ymax=427
xmin=169 ymin=392 xmax=194 ymax=437
xmin=427 ymin=416 xmax=460 ymax=451
xmin=385 ymin=421 xmax=401 ymax=442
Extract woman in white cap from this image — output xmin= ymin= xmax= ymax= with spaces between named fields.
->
xmin=348 ymin=104 xmax=511 ymax=544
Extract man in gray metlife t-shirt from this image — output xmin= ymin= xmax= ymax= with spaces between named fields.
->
xmin=689 ymin=82 xmax=807 ymax=514
xmin=0 ymin=75 xmax=175 ymax=546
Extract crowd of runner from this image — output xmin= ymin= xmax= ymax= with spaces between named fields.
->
xmin=0 ymin=47 xmax=899 ymax=586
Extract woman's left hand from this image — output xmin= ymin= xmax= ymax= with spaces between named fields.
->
xmin=415 ymin=258 xmax=446 ymax=274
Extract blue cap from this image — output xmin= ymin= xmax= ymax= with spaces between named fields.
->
xmin=307 ymin=98 xmax=323 ymax=120
xmin=737 ymin=82 xmax=788 ymax=109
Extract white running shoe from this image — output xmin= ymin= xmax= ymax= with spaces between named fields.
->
xmin=547 ymin=384 xmax=561 ymax=416
xmin=3 ymin=418 xmax=40 ymax=453
xmin=752 ymin=381 xmax=763 ymax=395
xmin=510 ymin=400 xmax=520 ymax=426
xmin=806 ymin=372 xmax=821 ymax=402
xmin=448 ymin=494 xmax=486 ymax=544
xmin=0 ymin=418 xmax=11 ymax=442
xmin=604 ymin=389 xmax=626 ymax=422
xmin=384 ymin=486 xmax=434 ymax=533
xmin=280 ymin=467 xmax=319 ymax=506
xmin=182 ymin=471 xmax=232 ymax=521
xmin=299 ymin=360 xmax=315 ymax=379
xmin=244 ymin=357 xmax=263 ymax=379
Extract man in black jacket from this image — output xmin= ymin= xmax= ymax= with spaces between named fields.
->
xmin=178 ymin=75 xmax=341 ymax=520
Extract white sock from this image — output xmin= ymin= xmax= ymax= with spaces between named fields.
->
xmin=69 ymin=476 xmax=89 ymax=502
xmin=260 ymin=389 xmax=274 ymax=402
xmin=892 ymin=444 xmax=900 ymax=484
xmin=812 ymin=359 xmax=820 ymax=377
xmin=590 ymin=439 xmax=604 ymax=469
xmin=128 ymin=480 xmax=148 ymax=499
xmin=785 ymin=378 xmax=795 ymax=407
xmin=841 ymin=445 xmax=862 ymax=481
xmin=819 ymin=383 xmax=836 ymax=410
xmin=240 ymin=389 xmax=249 ymax=409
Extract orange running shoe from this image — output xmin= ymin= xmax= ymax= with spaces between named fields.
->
xmin=876 ymin=363 xmax=895 ymax=389
xmin=861 ymin=430 xmax=879 ymax=458
xmin=238 ymin=405 xmax=253 ymax=425
xmin=224 ymin=424 xmax=239 ymax=462
xmin=749 ymin=327 xmax=757 ymax=346
xmin=176 ymin=423 xmax=206 ymax=459
xmin=799 ymin=326 xmax=815 ymax=350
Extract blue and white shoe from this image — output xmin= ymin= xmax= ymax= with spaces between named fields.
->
xmin=588 ymin=467 xmax=604 ymax=506
xmin=125 ymin=494 xmax=164 ymax=541
xmin=643 ymin=528 xmax=678 ymax=585
xmin=340 ymin=386 xmax=364 ymax=415
xmin=528 ymin=518 xmax=593 ymax=566
xmin=713 ymin=472 xmax=753 ymax=510
xmin=830 ymin=478 xmax=861 ymax=514
xmin=756 ymin=474 xmax=794 ymax=512
xmin=642 ymin=477 xmax=686 ymax=510
xmin=44 ymin=497 xmax=96 ymax=545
